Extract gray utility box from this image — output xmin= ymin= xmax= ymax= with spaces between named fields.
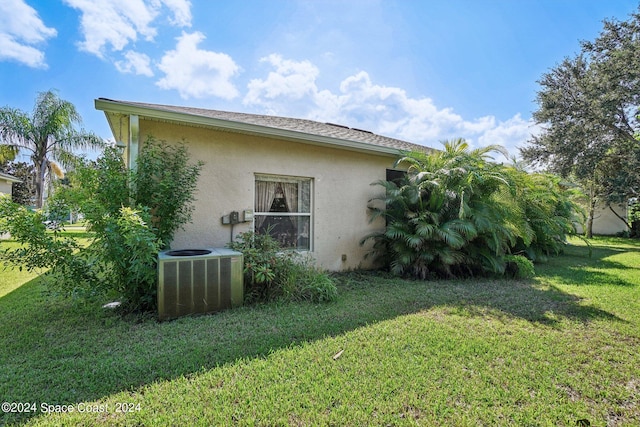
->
xmin=157 ymin=248 xmax=243 ymax=321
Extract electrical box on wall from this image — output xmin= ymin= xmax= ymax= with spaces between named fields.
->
xmin=222 ymin=211 xmax=240 ymax=224
xmin=222 ymin=210 xmax=253 ymax=225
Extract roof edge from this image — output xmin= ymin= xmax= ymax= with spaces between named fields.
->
xmin=95 ymin=98 xmax=406 ymax=157
xmin=0 ymin=172 xmax=21 ymax=183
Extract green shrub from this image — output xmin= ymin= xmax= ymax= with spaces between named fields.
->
xmin=0 ymin=139 xmax=202 ymax=314
xmin=364 ymin=140 xmax=518 ymax=279
xmin=629 ymin=201 xmax=640 ymax=238
xmin=279 ymin=254 xmax=338 ymax=303
xmin=228 ymin=230 xmax=282 ymax=301
xmin=506 ymin=171 xmax=584 ymax=261
xmin=228 ymin=230 xmax=337 ymax=303
xmin=364 ymin=140 xmax=584 ymax=280
xmin=133 ymin=138 xmax=204 ymax=246
xmin=504 ymin=254 xmax=535 ymax=279
xmin=0 ymin=195 xmax=103 ymax=297
xmin=103 ymin=206 xmax=162 ymax=311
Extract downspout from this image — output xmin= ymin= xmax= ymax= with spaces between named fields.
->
xmin=128 ymin=115 xmax=140 ymax=171
xmin=114 ymin=115 xmax=139 ymax=201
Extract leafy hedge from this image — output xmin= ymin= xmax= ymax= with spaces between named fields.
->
xmin=364 ymin=139 xmax=584 ymax=279
xmin=0 ymin=138 xmax=203 ymax=313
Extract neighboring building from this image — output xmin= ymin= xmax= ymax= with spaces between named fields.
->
xmin=0 ymin=171 xmax=20 ymax=198
xmin=0 ymin=171 xmax=20 ymax=239
xmin=575 ymin=203 xmax=630 ymax=236
xmin=591 ymin=203 xmax=629 ymax=235
xmin=95 ymin=98 xmax=431 ymax=271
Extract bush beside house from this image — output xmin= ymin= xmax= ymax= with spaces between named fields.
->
xmin=364 ymin=140 xmax=583 ymax=279
xmin=0 ymin=139 xmax=203 ymax=313
xmin=228 ymin=230 xmax=337 ymax=303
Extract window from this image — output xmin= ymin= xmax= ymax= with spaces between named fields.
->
xmin=386 ymin=168 xmax=406 ymax=185
xmin=255 ymin=174 xmax=312 ymax=250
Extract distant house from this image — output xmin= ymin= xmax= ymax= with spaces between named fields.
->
xmin=95 ymin=98 xmax=431 ymax=271
xmin=0 ymin=171 xmax=20 ymax=239
xmin=0 ymin=171 xmax=20 ymax=198
xmin=575 ymin=203 xmax=630 ymax=236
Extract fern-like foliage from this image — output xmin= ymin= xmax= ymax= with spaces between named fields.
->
xmin=364 ymin=139 xmax=582 ymax=279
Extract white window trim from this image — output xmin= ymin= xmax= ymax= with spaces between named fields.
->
xmin=254 ymin=173 xmax=314 ymax=251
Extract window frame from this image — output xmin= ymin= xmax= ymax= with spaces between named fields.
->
xmin=254 ymin=173 xmax=313 ymax=251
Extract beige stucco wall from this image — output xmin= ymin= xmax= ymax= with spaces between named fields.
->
xmin=575 ymin=203 xmax=628 ymax=235
xmin=1 ymin=179 xmax=13 ymax=239
xmin=0 ymin=179 xmax=13 ymax=197
xmin=136 ymin=119 xmax=393 ymax=271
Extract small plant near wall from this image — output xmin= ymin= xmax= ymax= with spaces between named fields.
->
xmin=228 ymin=230 xmax=337 ymax=303
xmin=0 ymin=137 xmax=203 ymax=313
xmin=504 ymin=255 xmax=535 ymax=279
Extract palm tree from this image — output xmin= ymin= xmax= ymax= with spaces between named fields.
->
xmin=0 ymin=90 xmax=103 ymax=208
xmin=365 ymin=139 xmax=521 ymax=278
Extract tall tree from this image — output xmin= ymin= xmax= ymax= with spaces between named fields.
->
xmin=0 ymin=90 xmax=103 ymax=208
xmin=521 ymin=7 xmax=640 ymax=236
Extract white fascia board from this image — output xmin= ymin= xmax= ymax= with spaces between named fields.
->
xmin=0 ymin=173 xmax=21 ymax=183
xmin=95 ymin=99 xmax=401 ymax=157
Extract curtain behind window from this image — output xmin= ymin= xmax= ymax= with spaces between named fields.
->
xmin=255 ymin=180 xmax=277 ymax=227
xmin=280 ymin=182 xmax=298 ymax=227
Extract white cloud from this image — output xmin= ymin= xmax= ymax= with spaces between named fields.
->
xmin=0 ymin=0 xmax=56 ymax=68
xmin=160 ymin=0 xmax=192 ymax=27
xmin=63 ymin=0 xmax=191 ymax=58
xmin=115 ymin=50 xmax=154 ymax=76
xmin=245 ymin=54 xmax=320 ymax=104
xmin=243 ymin=55 xmax=540 ymax=159
xmin=156 ymin=31 xmax=240 ymax=99
xmin=477 ymin=114 xmax=541 ymax=160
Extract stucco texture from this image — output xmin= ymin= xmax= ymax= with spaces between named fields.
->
xmin=1 ymin=179 xmax=14 ymax=239
xmin=137 ymin=119 xmax=393 ymax=271
xmin=0 ymin=180 xmax=12 ymax=197
xmin=575 ymin=203 xmax=629 ymax=236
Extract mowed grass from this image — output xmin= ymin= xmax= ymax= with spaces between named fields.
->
xmin=1 ymin=236 xmax=639 ymax=426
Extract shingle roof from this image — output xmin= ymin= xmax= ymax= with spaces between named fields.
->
xmin=96 ymin=98 xmax=431 ymax=155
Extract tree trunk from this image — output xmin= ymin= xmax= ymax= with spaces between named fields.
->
xmin=586 ymin=197 xmax=596 ymax=239
xmin=34 ymin=158 xmax=46 ymax=209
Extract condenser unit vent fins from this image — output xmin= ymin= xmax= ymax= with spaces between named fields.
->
xmin=157 ymin=248 xmax=243 ymax=320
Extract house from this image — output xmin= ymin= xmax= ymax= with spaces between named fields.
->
xmin=95 ymin=98 xmax=431 ymax=271
xmin=0 ymin=171 xmax=20 ymax=239
xmin=575 ymin=202 xmax=630 ymax=236
xmin=0 ymin=171 xmax=20 ymax=198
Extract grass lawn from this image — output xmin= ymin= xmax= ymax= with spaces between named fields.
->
xmin=1 ymin=236 xmax=639 ymax=426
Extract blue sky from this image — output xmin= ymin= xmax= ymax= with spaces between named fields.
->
xmin=1 ymin=0 xmax=638 ymax=161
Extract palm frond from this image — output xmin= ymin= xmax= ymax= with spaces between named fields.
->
xmin=48 ymin=161 xmax=65 ymax=179
xmin=0 ymin=144 xmax=19 ymax=162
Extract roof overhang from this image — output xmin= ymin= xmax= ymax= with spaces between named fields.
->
xmin=95 ymin=98 xmax=404 ymax=157
xmin=0 ymin=172 xmax=21 ymax=184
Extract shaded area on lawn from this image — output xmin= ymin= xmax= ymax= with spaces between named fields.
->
xmin=0 ymin=239 xmax=636 ymax=425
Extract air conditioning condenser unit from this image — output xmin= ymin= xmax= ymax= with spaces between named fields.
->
xmin=158 ymin=248 xmax=243 ymax=320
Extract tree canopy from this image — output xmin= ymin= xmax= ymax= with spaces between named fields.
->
xmin=521 ymin=7 xmax=640 ymax=234
xmin=0 ymin=90 xmax=103 ymax=208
